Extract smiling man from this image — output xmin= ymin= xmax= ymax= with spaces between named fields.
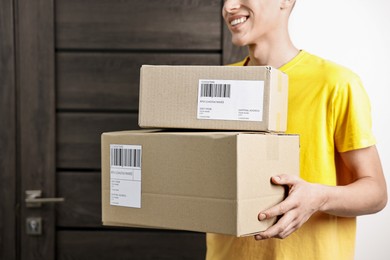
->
xmin=206 ymin=0 xmax=388 ymax=259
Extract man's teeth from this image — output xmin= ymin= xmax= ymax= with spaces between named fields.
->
xmin=231 ymin=17 xmax=247 ymax=26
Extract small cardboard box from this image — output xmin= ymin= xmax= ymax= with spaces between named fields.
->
xmin=101 ymin=130 xmax=299 ymax=236
xmin=138 ymin=65 xmax=288 ymax=132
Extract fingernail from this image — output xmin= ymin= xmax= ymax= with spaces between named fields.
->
xmin=259 ymin=213 xmax=266 ymax=221
xmin=255 ymin=234 xmax=263 ymax=240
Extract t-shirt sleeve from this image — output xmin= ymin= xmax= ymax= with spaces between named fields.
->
xmin=333 ymin=75 xmax=376 ymax=152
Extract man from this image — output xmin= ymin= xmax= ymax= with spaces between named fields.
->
xmin=206 ymin=0 xmax=388 ymax=259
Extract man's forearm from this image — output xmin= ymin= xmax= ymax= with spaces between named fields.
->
xmin=319 ymin=176 xmax=387 ymax=217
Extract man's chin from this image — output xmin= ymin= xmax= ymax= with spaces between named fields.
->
xmin=231 ymin=36 xmax=248 ymax=47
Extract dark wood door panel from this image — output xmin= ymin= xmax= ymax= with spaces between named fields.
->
xmin=57 ymin=230 xmax=206 ymax=260
xmin=57 ymin=52 xmax=221 ymax=111
xmin=0 ymin=0 xmax=16 ymax=258
xmin=17 ymin=0 xmax=56 ymax=258
xmin=57 ymin=171 xmax=101 ymax=227
xmin=56 ymin=0 xmax=221 ymax=50
xmin=57 ymin=112 xmax=139 ymax=169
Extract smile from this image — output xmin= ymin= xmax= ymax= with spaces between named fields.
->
xmin=230 ymin=16 xmax=248 ymax=26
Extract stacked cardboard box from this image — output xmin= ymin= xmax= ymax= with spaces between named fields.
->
xmin=101 ymin=65 xmax=300 ymax=236
xmin=139 ymin=65 xmax=288 ymax=132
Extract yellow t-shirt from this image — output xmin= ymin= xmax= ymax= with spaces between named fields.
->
xmin=206 ymin=51 xmax=376 ymax=260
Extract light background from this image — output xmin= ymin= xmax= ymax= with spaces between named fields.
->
xmin=289 ymin=1 xmax=390 ymax=259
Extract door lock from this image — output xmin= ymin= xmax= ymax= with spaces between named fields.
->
xmin=26 ymin=217 xmax=42 ymax=235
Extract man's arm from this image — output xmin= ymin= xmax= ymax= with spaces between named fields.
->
xmin=254 ymin=145 xmax=387 ymax=240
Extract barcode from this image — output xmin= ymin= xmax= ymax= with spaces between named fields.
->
xmin=200 ymin=83 xmax=231 ymax=98
xmin=110 ymin=147 xmax=141 ymax=167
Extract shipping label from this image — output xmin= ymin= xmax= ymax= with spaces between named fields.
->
xmin=197 ymin=79 xmax=264 ymax=121
xmin=110 ymin=144 xmax=142 ymax=208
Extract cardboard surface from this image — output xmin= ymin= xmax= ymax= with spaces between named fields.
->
xmin=101 ymin=130 xmax=299 ymax=236
xmin=138 ymin=65 xmax=288 ymax=132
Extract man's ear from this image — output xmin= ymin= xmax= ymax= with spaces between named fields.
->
xmin=280 ymin=0 xmax=296 ymax=10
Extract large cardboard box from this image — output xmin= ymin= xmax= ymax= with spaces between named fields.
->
xmin=101 ymin=130 xmax=299 ymax=236
xmin=138 ymin=65 xmax=288 ymax=132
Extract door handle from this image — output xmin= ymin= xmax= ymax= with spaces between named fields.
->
xmin=25 ymin=190 xmax=65 ymax=208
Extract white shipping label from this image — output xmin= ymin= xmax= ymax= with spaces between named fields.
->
xmin=197 ymin=79 xmax=264 ymax=121
xmin=110 ymin=144 xmax=142 ymax=208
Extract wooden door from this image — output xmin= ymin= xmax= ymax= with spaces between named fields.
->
xmin=0 ymin=0 xmax=17 ymax=259
xmin=15 ymin=0 xmax=57 ymax=259
xmin=9 ymin=0 xmax=247 ymax=259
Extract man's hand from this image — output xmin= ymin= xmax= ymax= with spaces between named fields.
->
xmin=254 ymin=174 xmax=327 ymax=240
xmin=254 ymin=146 xmax=387 ymax=241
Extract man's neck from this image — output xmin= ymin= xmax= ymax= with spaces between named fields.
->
xmin=247 ymin=35 xmax=299 ymax=68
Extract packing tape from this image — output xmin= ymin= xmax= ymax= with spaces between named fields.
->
xmin=276 ymin=113 xmax=281 ymax=132
xmin=266 ymin=135 xmax=279 ymax=161
xmin=278 ymin=72 xmax=283 ymax=92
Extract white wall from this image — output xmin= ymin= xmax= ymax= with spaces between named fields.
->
xmin=290 ymin=1 xmax=390 ymax=259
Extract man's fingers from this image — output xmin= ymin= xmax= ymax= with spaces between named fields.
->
xmin=258 ymin=199 xmax=292 ymax=221
xmin=255 ymin=175 xmax=305 ymax=240
xmin=257 ymin=175 xmax=299 ymax=221
xmin=255 ymin=214 xmax=297 ymax=240
xmin=271 ymin=174 xmax=299 ymax=186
